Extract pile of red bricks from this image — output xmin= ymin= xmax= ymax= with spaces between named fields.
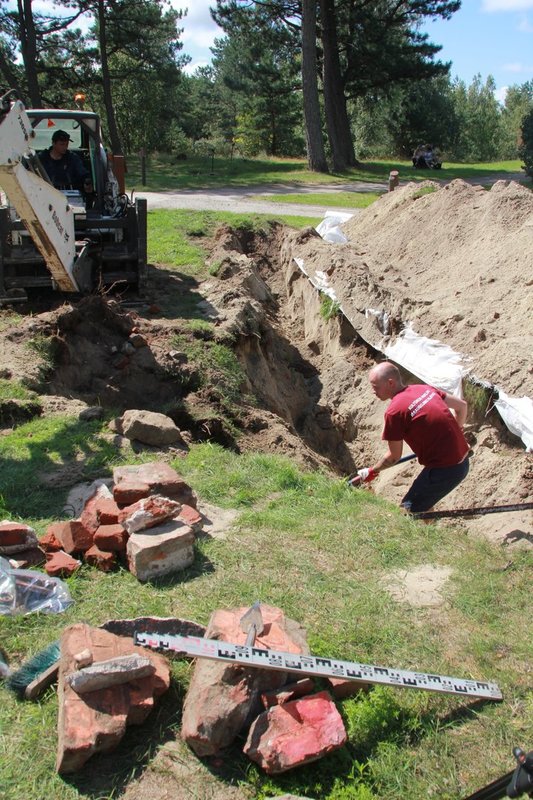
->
xmin=40 ymin=461 xmax=203 ymax=580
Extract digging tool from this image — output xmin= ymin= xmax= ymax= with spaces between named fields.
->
xmin=134 ymin=631 xmax=502 ymax=702
xmin=414 ymin=501 xmax=533 ymax=521
xmin=346 ymin=453 xmax=417 ymax=487
xmin=239 ymin=601 xmax=264 ymax=646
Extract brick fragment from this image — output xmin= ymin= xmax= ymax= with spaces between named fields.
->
xmin=54 ymin=520 xmax=94 ymax=554
xmin=96 ymin=497 xmax=121 ymax=525
xmin=118 ymin=495 xmax=181 ymax=534
xmin=178 ymin=504 xmax=203 ymax=530
xmin=85 ymin=545 xmax=116 ymax=572
xmin=0 ymin=521 xmax=34 ymax=547
xmin=41 ymin=525 xmax=64 ymax=552
xmin=45 ymin=550 xmax=81 ymax=577
xmin=94 ymin=524 xmax=128 ymax=552
xmin=113 ymin=481 xmax=151 ymax=506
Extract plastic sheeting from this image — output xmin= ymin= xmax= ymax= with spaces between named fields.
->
xmin=384 ymin=324 xmax=470 ymax=398
xmin=495 ymin=389 xmax=533 ymax=452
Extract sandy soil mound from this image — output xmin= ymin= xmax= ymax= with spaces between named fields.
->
xmin=340 ymin=179 xmax=533 ymax=396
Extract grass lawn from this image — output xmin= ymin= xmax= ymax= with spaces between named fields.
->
xmin=124 ymin=152 xmax=526 ymax=192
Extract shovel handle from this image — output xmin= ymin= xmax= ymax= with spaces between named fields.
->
xmin=346 ymin=453 xmax=416 ymax=484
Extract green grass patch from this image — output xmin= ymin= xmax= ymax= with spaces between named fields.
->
xmin=411 ymin=186 xmax=439 ymax=200
xmin=0 ymin=378 xmax=37 ymax=402
xmin=148 ymin=209 xmax=318 ymax=277
xmin=320 ymin=293 xmax=341 ymax=321
xmin=260 ymin=191 xmax=381 ymax=208
xmin=0 ymin=442 xmax=532 ymax=799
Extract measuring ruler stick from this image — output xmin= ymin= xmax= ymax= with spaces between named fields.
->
xmin=135 ymin=632 xmax=502 ymax=701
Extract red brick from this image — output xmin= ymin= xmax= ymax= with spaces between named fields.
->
xmin=96 ymin=498 xmax=121 ymax=525
xmin=41 ymin=525 xmax=64 ymax=552
xmin=45 ymin=550 xmax=81 ymax=577
xmin=0 ymin=522 xmax=33 ymax=547
xmin=85 ymin=544 xmax=116 ymax=572
xmin=54 ymin=520 xmax=94 ymax=554
xmin=94 ymin=524 xmax=128 ymax=552
xmin=113 ymin=481 xmax=151 ymax=506
xmin=178 ymin=504 xmax=203 ymax=530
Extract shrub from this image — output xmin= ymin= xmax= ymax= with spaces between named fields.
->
xmin=519 ymin=107 xmax=533 ymax=179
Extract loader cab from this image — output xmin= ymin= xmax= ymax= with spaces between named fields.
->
xmin=27 ymin=110 xmax=109 ymax=214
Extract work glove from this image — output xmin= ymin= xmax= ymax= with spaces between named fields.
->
xmin=349 ymin=467 xmax=377 ymax=487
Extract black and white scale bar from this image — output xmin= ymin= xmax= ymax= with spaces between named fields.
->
xmin=134 ymin=632 xmax=503 ymax=701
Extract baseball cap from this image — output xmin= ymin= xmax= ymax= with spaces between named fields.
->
xmin=52 ymin=129 xmax=72 ymax=142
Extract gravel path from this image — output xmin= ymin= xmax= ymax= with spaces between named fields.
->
xmin=132 ymin=174 xmax=525 ymax=218
xmin=132 ymin=181 xmax=384 ymax=218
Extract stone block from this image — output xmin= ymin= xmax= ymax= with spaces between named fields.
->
xmin=243 ymin=691 xmax=347 ymax=774
xmin=120 ymin=409 xmax=184 ymax=446
xmin=56 ymin=623 xmax=170 ymax=773
xmin=94 ymin=524 xmax=128 ymax=552
xmin=113 ymin=461 xmax=197 ymax=507
xmin=126 ymin=520 xmax=194 ymax=581
xmin=45 ymin=550 xmax=81 ymax=577
xmin=80 ymin=484 xmax=113 ymax=536
xmin=118 ymin=494 xmax=181 ymax=534
xmin=85 ymin=544 xmax=116 ymax=572
xmin=181 ymin=604 xmax=309 ymax=757
xmin=66 ymin=654 xmax=154 ymax=694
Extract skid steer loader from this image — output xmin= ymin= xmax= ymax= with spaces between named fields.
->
xmin=0 ymin=90 xmax=147 ymax=302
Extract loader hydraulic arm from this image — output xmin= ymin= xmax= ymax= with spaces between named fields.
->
xmin=0 ymin=92 xmax=80 ymax=292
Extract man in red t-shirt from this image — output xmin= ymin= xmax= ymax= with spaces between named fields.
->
xmin=356 ymin=361 xmax=469 ymax=513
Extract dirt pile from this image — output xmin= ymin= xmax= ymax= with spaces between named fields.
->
xmin=339 ymin=179 xmax=533 ymax=396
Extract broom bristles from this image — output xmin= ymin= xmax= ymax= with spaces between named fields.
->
xmin=6 ymin=642 xmax=61 ymax=697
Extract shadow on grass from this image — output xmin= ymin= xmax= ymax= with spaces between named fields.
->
xmin=0 ymin=416 xmax=118 ymax=520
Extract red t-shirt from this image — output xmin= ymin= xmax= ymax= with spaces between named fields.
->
xmin=382 ymin=384 xmax=468 ymax=468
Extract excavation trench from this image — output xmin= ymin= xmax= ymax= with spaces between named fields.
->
xmin=1 ymin=199 xmax=530 ymax=546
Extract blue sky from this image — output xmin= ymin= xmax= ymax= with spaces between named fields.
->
xmin=172 ymin=0 xmax=533 ymax=99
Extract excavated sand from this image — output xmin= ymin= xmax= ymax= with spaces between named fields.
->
xmin=341 ymin=179 xmax=533 ymax=396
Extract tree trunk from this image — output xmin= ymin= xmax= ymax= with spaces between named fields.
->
xmin=301 ymin=0 xmax=328 ymax=172
xmin=17 ymin=0 xmax=41 ymax=106
xmin=320 ymin=0 xmax=358 ymax=170
xmin=0 ymin=47 xmax=25 ymax=101
xmin=96 ymin=0 xmax=123 ymax=155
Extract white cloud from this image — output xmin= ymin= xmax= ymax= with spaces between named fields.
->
xmin=482 ymin=0 xmax=533 ymax=10
xmin=170 ymin=0 xmax=221 ymax=56
xmin=494 ymin=85 xmax=509 ymax=102
xmin=503 ymin=61 xmax=533 ymax=72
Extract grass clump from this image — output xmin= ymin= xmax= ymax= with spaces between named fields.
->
xmin=171 ymin=331 xmax=247 ymax=409
xmin=412 ymin=186 xmax=438 ymax=199
xmin=320 ymin=293 xmax=341 ymax=321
